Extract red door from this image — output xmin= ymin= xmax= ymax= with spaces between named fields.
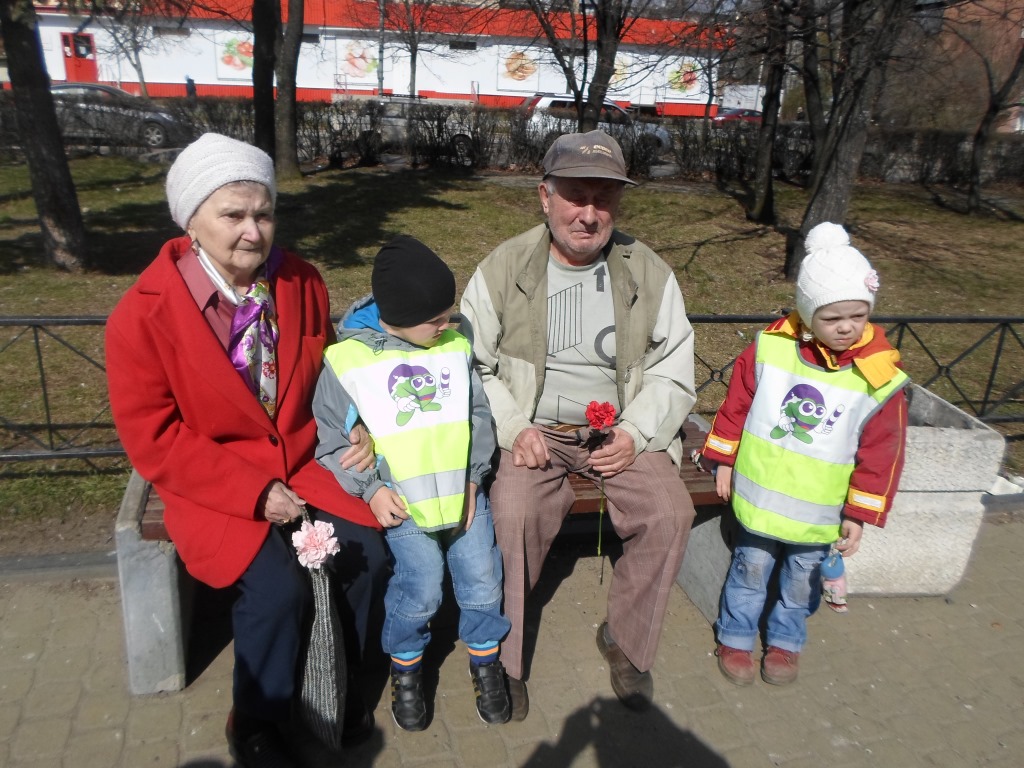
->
xmin=61 ymin=33 xmax=98 ymax=82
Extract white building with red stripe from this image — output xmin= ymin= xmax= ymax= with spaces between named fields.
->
xmin=31 ymin=0 xmax=720 ymax=115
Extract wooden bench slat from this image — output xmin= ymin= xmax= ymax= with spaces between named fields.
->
xmin=139 ymin=421 xmax=719 ymax=541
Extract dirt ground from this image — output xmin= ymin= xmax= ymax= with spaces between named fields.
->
xmin=0 ymin=508 xmax=118 ymax=559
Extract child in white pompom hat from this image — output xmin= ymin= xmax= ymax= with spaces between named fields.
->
xmin=693 ymin=222 xmax=910 ymax=687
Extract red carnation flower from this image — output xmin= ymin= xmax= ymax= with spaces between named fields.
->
xmin=586 ymin=401 xmax=616 ymax=430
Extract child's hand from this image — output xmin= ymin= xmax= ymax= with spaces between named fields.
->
xmin=716 ymin=465 xmax=733 ymax=502
xmin=836 ymin=519 xmax=865 ymax=557
xmin=461 ymin=482 xmax=478 ymax=531
xmin=370 ymin=487 xmax=409 ymax=528
xmin=340 ymin=423 xmax=376 ymax=472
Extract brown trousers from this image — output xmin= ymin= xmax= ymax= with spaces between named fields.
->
xmin=490 ymin=427 xmax=696 ymax=680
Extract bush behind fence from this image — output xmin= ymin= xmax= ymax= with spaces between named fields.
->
xmin=3 ymin=92 xmax=1021 ymax=184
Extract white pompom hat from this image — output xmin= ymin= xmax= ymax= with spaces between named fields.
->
xmin=165 ymin=133 xmax=276 ymax=230
xmin=795 ymin=222 xmax=880 ymax=327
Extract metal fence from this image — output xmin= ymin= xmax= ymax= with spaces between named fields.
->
xmin=1 ymin=315 xmax=1021 ymax=463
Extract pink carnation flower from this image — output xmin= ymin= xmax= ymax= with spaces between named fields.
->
xmin=864 ymin=269 xmax=880 ymax=293
xmin=292 ymin=519 xmax=340 ymax=569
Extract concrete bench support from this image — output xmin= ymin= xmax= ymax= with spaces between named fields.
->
xmin=676 ymin=385 xmax=1006 ymax=623
xmin=114 ymin=470 xmax=189 ymax=695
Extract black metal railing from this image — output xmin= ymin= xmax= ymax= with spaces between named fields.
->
xmin=1 ymin=315 xmax=1021 ymax=462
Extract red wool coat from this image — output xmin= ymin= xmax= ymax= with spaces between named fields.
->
xmin=106 ymin=236 xmax=377 ymax=588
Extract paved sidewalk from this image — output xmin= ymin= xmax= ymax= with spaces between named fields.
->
xmin=1 ymin=513 xmax=1022 ymax=768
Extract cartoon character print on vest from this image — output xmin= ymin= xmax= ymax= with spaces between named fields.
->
xmin=387 ymin=364 xmax=452 ymax=426
xmin=769 ymin=384 xmax=846 ymax=445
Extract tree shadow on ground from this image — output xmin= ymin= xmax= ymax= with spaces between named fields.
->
xmin=273 ymin=168 xmax=472 ymax=271
xmin=39 ymin=166 xmax=478 ymax=277
xmin=520 ymin=696 xmax=729 ymax=768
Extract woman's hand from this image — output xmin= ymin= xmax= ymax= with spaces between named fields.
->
xmin=369 ymin=487 xmax=409 ymax=528
xmin=340 ymin=423 xmax=376 ymax=472
xmin=258 ymin=480 xmax=306 ymax=525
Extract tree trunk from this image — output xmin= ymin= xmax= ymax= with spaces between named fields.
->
xmin=582 ymin=0 xmax=621 ymax=132
xmin=785 ymin=0 xmax=917 ymax=279
xmin=252 ymin=0 xmax=278 ymax=157
xmin=967 ymin=45 xmax=1024 ymax=214
xmin=0 ymin=0 xmax=86 ymax=271
xmin=749 ymin=0 xmax=789 ymax=225
xmin=274 ymin=0 xmax=303 ymax=179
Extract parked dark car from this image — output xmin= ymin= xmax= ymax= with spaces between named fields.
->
xmin=711 ymin=108 xmax=763 ymax=126
xmin=50 ymin=83 xmax=190 ymax=149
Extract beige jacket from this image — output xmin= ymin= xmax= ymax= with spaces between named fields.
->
xmin=461 ymin=223 xmax=696 ymax=465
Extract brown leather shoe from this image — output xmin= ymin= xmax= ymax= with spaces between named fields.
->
xmin=595 ymin=622 xmax=653 ymax=710
xmin=761 ymin=646 xmax=799 ymax=685
xmin=507 ymin=675 xmax=529 ymax=722
xmin=715 ymin=644 xmax=755 ymax=686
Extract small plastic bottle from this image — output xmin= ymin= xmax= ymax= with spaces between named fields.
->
xmin=821 ymin=545 xmax=848 ymax=613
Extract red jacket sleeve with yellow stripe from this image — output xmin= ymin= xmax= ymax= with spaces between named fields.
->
xmin=701 ymin=322 xmax=908 ymax=529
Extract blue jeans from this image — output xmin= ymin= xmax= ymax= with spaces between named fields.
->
xmin=381 ymin=490 xmax=510 ymax=655
xmin=715 ymin=527 xmax=829 ymax=654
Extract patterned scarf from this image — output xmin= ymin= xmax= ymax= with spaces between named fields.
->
xmin=198 ymin=246 xmax=283 ymax=419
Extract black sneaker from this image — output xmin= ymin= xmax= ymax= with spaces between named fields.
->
xmin=390 ymin=668 xmax=428 ymax=732
xmin=470 ymin=661 xmax=512 ymax=725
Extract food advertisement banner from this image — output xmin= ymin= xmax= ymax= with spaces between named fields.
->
xmin=336 ymin=40 xmax=379 ymax=84
xmin=495 ymin=46 xmax=540 ymax=92
xmin=214 ymin=31 xmax=254 ymax=81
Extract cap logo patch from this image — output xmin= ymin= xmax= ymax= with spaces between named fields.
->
xmin=582 ymin=144 xmax=614 ymax=158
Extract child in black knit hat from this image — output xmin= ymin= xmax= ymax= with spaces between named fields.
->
xmin=312 ymin=235 xmax=511 ymax=731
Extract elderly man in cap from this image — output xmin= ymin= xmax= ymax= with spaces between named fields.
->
xmin=460 ymin=130 xmax=697 ymax=718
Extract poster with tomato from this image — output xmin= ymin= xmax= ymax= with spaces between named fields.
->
xmin=215 ymin=32 xmax=255 ymax=80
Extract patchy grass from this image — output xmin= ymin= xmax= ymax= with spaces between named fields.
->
xmin=1 ymin=156 xmax=1022 ymax=550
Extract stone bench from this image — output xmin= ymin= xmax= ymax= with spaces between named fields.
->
xmin=677 ymin=384 xmax=1007 ymax=623
xmin=115 ymin=415 xmax=719 ymax=695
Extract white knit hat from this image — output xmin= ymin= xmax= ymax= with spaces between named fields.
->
xmin=165 ymin=133 xmax=276 ymax=230
xmin=795 ymin=222 xmax=879 ymax=327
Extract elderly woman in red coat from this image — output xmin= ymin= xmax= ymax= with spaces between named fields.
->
xmin=106 ymin=133 xmax=386 ymax=767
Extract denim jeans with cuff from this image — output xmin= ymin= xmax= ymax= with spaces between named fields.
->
xmin=715 ymin=527 xmax=829 ymax=654
xmin=381 ymin=489 xmax=510 ymax=655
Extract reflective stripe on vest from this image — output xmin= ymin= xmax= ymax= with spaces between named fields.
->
xmin=324 ymin=330 xmax=472 ymax=531
xmin=732 ymin=332 xmax=908 ymax=544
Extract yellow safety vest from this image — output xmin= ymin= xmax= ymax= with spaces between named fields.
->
xmin=323 ymin=330 xmax=472 ymax=531
xmin=732 ymin=332 xmax=908 ymax=544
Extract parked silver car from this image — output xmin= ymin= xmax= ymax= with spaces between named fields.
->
xmin=523 ymin=93 xmax=673 ymax=153
xmin=342 ymin=96 xmax=476 ymax=166
xmin=50 ymin=83 xmax=190 ymax=149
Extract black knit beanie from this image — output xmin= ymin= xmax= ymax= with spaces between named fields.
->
xmin=372 ymin=235 xmax=456 ymax=328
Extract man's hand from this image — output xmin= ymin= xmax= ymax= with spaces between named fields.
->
xmin=836 ymin=519 xmax=865 ymax=557
xmin=715 ymin=465 xmax=733 ymax=502
xmin=258 ymin=480 xmax=306 ymax=525
xmin=588 ymin=427 xmax=635 ymax=477
xmin=340 ymin=423 xmax=376 ymax=472
xmin=462 ymin=482 xmax=479 ymax=531
xmin=369 ymin=487 xmax=409 ymax=528
xmin=512 ymin=427 xmax=551 ymax=469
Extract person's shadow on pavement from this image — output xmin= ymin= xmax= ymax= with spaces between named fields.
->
xmin=519 ymin=697 xmax=729 ymax=768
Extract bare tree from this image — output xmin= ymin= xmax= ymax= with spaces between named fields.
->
xmin=523 ymin=0 xmax=656 ymax=130
xmin=786 ymin=0 xmax=920 ymax=277
xmin=251 ymin=0 xmax=277 ymax=157
xmin=0 ymin=0 xmax=87 ymax=270
xmin=945 ymin=1 xmax=1024 ymax=212
xmin=749 ymin=0 xmax=793 ymax=224
xmin=274 ymin=0 xmax=303 ymax=178
xmin=87 ymin=0 xmax=190 ymax=96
